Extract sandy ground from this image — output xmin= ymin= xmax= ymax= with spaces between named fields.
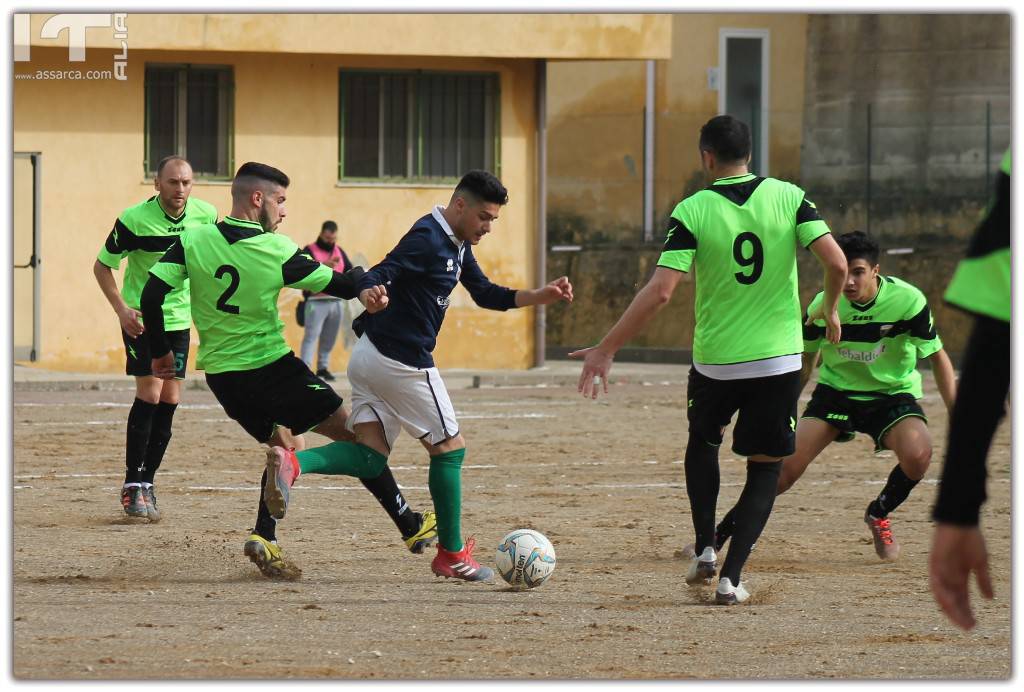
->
xmin=12 ymin=371 xmax=1011 ymax=680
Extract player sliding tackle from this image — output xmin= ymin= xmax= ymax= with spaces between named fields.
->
xmin=140 ymin=162 xmax=438 ymax=580
xmin=572 ymin=115 xmax=846 ymax=605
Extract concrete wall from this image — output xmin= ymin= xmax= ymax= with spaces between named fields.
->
xmin=545 ymin=13 xmax=1011 ymax=361
xmin=799 ymin=13 xmax=1012 ymax=357
xmin=13 ymin=46 xmax=540 ymax=372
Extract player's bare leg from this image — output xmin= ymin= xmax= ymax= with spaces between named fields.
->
xmin=865 ymin=416 xmax=931 ymax=561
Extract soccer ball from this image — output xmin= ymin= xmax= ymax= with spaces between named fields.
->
xmin=495 ymin=529 xmax=556 ymax=589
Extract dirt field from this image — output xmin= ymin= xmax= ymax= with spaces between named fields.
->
xmin=12 ymin=371 xmax=1011 ymax=680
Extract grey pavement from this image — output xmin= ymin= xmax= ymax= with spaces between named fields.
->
xmin=12 ymin=359 xmax=692 ymax=392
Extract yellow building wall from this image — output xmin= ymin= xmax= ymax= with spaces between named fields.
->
xmin=24 ymin=13 xmax=672 ymax=60
xmin=13 ymin=46 xmax=539 ymax=373
xmin=547 ymin=14 xmax=808 ymax=236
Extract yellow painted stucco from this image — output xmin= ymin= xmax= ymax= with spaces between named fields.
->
xmin=22 ymin=13 xmax=672 ymax=60
xmin=547 ymin=14 xmax=808 ymax=232
xmin=12 ymin=45 xmax=543 ymax=373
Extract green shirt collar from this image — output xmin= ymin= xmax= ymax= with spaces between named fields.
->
xmin=224 ymin=215 xmax=265 ymax=231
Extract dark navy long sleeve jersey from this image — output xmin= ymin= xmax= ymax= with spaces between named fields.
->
xmin=353 ymin=211 xmax=518 ymax=368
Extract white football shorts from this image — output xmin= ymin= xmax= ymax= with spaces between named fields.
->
xmin=346 ymin=334 xmax=459 ymax=450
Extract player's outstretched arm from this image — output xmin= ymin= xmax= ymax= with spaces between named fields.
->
xmin=569 ymin=267 xmax=682 ymax=400
xmin=318 ymin=265 xmax=366 ymax=301
xmin=929 ymin=348 xmax=957 ymax=413
xmin=807 ymin=234 xmax=847 ymax=344
xmin=514 ymin=276 xmax=574 ymax=307
xmin=93 ymin=259 xmax=144 ymax=337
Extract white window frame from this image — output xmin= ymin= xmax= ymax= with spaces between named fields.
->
xmin=718 ymin=28 xmax=771 ymax=176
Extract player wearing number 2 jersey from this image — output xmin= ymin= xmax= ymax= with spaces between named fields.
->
xmin=139 ymin=162 xmax=437 ymax=580
xmin=573 ymin=115 xmax=847 ymax=604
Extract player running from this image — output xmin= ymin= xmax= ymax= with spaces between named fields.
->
xmin=572 ymin=115 xmax=847 ymax=604
xmin=139 ymin=162 xmax=437 ymax=579
xmin=256 ymin=169 xmax=573 ymax=583
xmin=712 ymin=230 xmax=957 ymax=562
xmin=93 ymin=155 xmax=217 ymax=521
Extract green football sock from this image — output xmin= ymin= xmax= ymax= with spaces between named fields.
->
xmin=429 ymin=448 xmax=466 ymax=552
xmin=296 ymin=442 xmax=387 ymax=479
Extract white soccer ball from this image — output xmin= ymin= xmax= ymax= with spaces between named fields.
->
xmin=495 ymin=529 xmax=556 ymax=589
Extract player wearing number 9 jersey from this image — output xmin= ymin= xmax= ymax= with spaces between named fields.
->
xmin=572 ymin=115 xmax=847 ymax=604
xmin=139 ymin=162 xmax=438 ymax=580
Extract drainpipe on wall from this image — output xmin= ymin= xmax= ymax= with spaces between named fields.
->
xmin=643 ymin=59 xmax=656 ymax=243
xmin=535 ymin=59 xmax=548 ymax=369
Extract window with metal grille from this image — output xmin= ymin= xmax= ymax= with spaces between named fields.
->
xmin=340 ymin=70 xmax=499 ymax=182
xmin=145 ymin=64 xmax=234 ymax=178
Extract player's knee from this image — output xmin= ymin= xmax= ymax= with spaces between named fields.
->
xmin=900 ymin=445 xmax=931 ymax=479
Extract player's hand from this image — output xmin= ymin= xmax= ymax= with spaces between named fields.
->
xmin=151 ymin=352 xmax=176 ymax=380
xmin=823 ymin=308 xmax=841 ymax=344
xmin=535 ymin=276 xmax=574 ymax=305
xmin=360 ymin=285 xmax=389 ymax=314
xmin=805 ymin=304 xmax=841 ymax=344
xmin=929 ymin=523 xmax=994 ymax=631
xmin=568 ymin=346 xmax=613 ymax=400
xmin=325 ymin=257 xmax=340 ymax=268
xmin=118 ymin=306 xmax=144 ymax=338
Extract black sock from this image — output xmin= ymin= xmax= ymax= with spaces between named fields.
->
xmin=125 ymin=398 xmax=157 ymax=485
xmin=140 ymin=402 xmax=177 ymax=485
xmin=721 ymin=460 xmax=782 ymax=586
xmin=684 ymin=435 xmax=720 ymax=555
xmin=715 ymin=505 xmax=738 ymax=552
xmin=254 ymin=468 xmax=277 ymax=542
xmin=868 ymin=465 xmax=920 ymax=519
xmin=360 ymin=466 xmax=419 ymax=537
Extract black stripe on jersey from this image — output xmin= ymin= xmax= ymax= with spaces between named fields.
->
xmin=107 ymin=220 xmax=179 ymax=253
xmin=217 ymin=220 xmax=263 ymax=245
xmin=158 ymin=240 xmax=186 ymax=265
xmin=965 ymin=171 xmax=1009 ymax=258
xmin=663 ymin=217 xmax=697 ymax=251
xmin=796 ymin=197 xmax=823 ymax=225
xmin=105 ymin=218 xmax=132 ymax=254
xmin=707 ymin=177 xmax=765 ymax=206
xmin=834 ymin=306 xmax=936 ymax=344
xmin=281 ymin=249 xmax=321 ymax=285
xmin=803 ymin=319 xmax=825 ymax=341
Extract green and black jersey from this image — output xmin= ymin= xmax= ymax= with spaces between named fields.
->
xmin=149 ymin=216 xmax=335 ymax=374
xmin=945 ymin=149 xmax=1010 ymax=323
xmin=804 ymin=276 xmax=943 ymax=399
xmin=657 ymin=174 xmax=831 ymax=364
xmin=97 ymin=195 xmax=218 ymax=330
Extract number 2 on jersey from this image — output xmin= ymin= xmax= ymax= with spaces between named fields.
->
xmin=214 ymin=264 xmax=241 ymax=314
xmin=733 ymin=232 xmax=764 ymax=284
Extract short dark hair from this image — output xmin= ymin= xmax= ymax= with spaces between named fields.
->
xmin=836 ymin=230 xmax=880 ymax=266
xmin=233 ymin=162 xmax=290 ymax=188
xmin=699 ymin=115 xmax=751 ymax=164
xmin=454 ymin=170 xmax=509 ymax=206
xmin=321 ymin=220 xmax=338 ymax=232
xmin=156 ymin=155 xmax=190 ymax=177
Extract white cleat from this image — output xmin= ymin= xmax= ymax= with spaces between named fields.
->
xmin=685 ymin=546 xmax=717 ymax=585
xmin=715 ymin=577 xmax=750 ymax=605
